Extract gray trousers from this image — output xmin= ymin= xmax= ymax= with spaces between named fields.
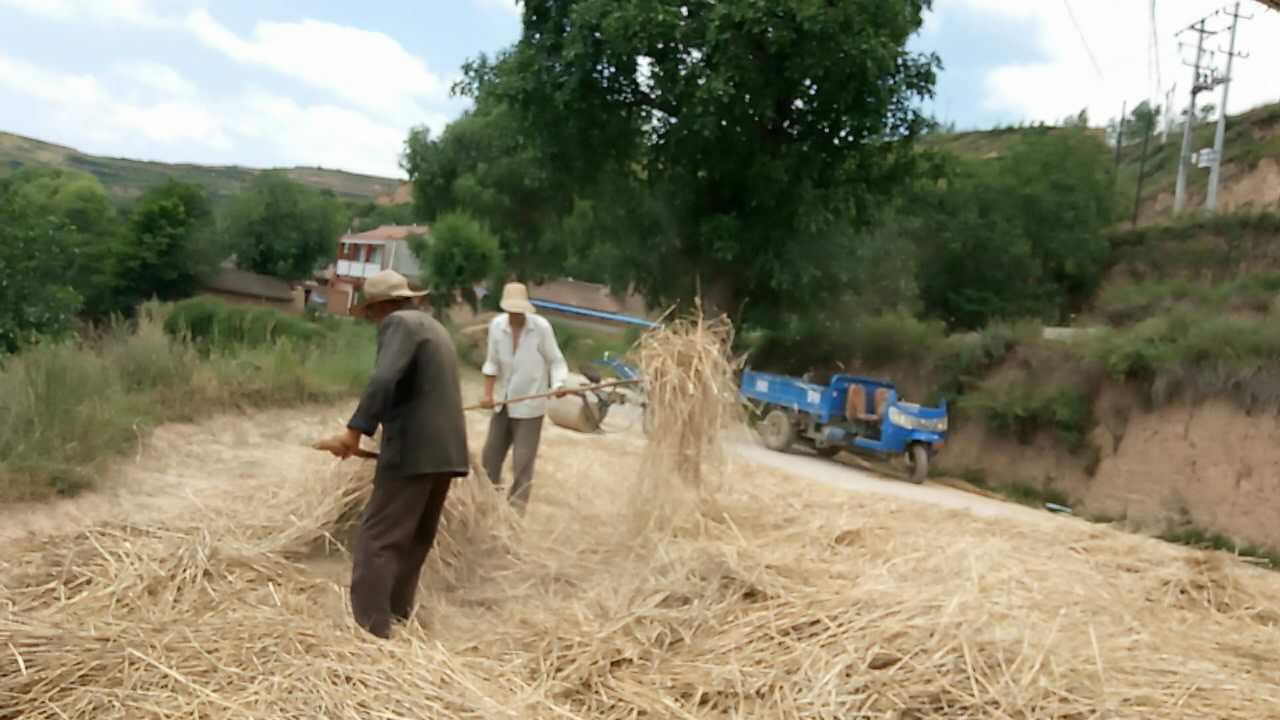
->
xmin=481 ymin=408 xmax=544 ymax=513
xmin=350 ymin=473 xmax=453 ymax=639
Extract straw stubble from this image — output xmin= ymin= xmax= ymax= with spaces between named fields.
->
xmin=4 ymin=313 xmax=1280 ymax=717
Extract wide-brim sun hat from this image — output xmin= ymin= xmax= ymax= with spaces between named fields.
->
xmin=351 ymin=270 xmax=428 ymax=317
xmin=499 ymin=282 xmax=537 ymax=315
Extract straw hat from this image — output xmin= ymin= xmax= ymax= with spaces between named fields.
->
xmin=351 ymin=270 xmax=428 ymax=317
xmin=499 ymin=282 xmax=537 ymax=315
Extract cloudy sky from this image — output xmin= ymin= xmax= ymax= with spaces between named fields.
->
xmin=1 ymin=0 xmax=1277 ymax=179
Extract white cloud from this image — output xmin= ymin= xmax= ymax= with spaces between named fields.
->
xmin=474 ymin=0 xmax=522 ymax=18
xmin=115 ymin=62 xmax=196 ymax=97
xmin=0 ymin=54 xmax=108 ymax=105
xmin=0 ymin=51 xmax=433 ymax=177
xmin=944 ymin=0 xmax=1280 ymax=127
xmin=185 ymin=10 xmax=452 ymax=126
xmin=0 ymin=0 xmax=166 ymax=25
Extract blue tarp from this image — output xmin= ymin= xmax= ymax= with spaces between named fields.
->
xmin=529 ymin=299 xmax=661 ymax=329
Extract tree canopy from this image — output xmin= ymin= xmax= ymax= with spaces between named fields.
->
xmin=402 ymin=100 xmax=569 ymax=281
xmin=222 ymin=174 xmax=348 ymax=282
xmin=407 ymin=212 xmax=502 ymax=314
xmin=445 ymin=0 xmax=939 ymax=320
xmin=96 ymin=180 xmax=223 ymax=314
xmin=0 ymin=176 xmax=83 ymax=353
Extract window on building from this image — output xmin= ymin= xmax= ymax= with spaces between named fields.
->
xmin=370 ymin=246 xmax=384 ymax=265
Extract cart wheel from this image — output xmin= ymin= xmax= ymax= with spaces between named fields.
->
xmin=760 ymin=409 xmax=796 ymax=452
xmin=907 ymin=444 xmax=929 ymax=483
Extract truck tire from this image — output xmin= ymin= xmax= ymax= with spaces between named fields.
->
xmin=908 ymin=444 xmax=929 ymax=483
xmin=760 ymin=409 xmax=796 ymax=452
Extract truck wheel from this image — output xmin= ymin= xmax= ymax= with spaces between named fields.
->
xmin=907 ymin=444 xmax=929 ymax=483
xmin=760 ymin=409 xmax=796 ymax=452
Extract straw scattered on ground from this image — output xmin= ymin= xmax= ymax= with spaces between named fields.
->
xmin=4 ymin=318 xmax=1280 ymax=718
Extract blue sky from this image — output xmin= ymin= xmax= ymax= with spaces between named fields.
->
xmin=1 ymin=1 xmax=1277 ymax=178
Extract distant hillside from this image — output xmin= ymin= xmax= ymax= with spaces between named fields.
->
xmin=0 ymin=131 xmax=408 ymax=206
xmin=921 ymin=101 xmax=1280 ymax=223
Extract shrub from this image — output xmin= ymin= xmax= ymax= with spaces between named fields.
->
xmin=165 ymin=297 xmax=325 ymax=349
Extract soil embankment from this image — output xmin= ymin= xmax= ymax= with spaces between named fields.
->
xmin=944 ymin=398 xmax=1280 ymax=549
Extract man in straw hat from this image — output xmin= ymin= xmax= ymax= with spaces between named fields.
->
xmin=480 ymin=281 xmax=569 ymax=514
xmin=314 ymin=269 xmax=469 ymax=639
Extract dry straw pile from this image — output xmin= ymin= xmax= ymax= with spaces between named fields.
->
xmin=4 ymin=313 xmax=1280 ymax=718
xmin=633 ymin=308 xmax=743 ymax=490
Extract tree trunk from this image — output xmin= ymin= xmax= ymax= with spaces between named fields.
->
xmin=699 ymin=274 xmax=737 ymax=321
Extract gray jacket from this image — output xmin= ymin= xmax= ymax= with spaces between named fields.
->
xmin=347 ymin=309 xmax=469 ymax=479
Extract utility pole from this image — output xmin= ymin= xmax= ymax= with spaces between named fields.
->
xmin=1113 ymin=100 xmax=1127 ymax=183
xmin=1205 ymin=2 xmax=1250 ymax=213
xmin=1173 ymin=18 xmax=1217 ymax=216
xmin=1133 ymin=112 xmax=1154 ymax=226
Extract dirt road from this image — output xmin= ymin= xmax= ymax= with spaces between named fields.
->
xmin=732 ymin=442 xmax=1052 ymax=523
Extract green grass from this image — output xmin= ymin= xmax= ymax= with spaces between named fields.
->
xmin=1003 ymin=482 xmax=1072 ymax=510
xmin=0 ymin=130 xmax=401 ymax=206
xmin=547 ymin=318 xmax=638 ymax=374
xmin=0 ymin=301 xmax=375 ymax=501
xmin=1159 ymin=527 xmax=1280 ymax=569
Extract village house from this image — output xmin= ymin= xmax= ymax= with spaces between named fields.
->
xmin=323 ymin=224 xmax=429 ymax=316
xmin=201 ymin=263 xmax=305 ymax=315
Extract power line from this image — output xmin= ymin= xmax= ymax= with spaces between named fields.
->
xmin=1062 ymin=0 xmax=1104 ymax=80
xmin=1150 ymin=0 xmax=1162 ymax=96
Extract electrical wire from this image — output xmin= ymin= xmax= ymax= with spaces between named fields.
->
xmin=1151 ymin=0 xmax=1163 ymax=98
xmin=1062 ymin=0 xmax=1105 ymax=80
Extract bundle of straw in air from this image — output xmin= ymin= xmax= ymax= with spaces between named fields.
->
xmin=633 ymin=304 xmax=744 ymax=492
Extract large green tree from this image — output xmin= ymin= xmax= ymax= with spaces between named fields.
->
xmin=911 ymin=129 xmax=1116 ymax=329
xmin=0 ymin=177 xmax=82 ymax=353
xmin=406 ymin=211 xmax=503 ymax=314
xmin=3 ymin=167 xmax=119 ymax=303
xmin=222 ymin=174 xmax=348 ymax=281
xmin=402 ymin=100 xmax=569 ymax=281
xmin=475 ymin=0 xmax=939 ymax=320
xmin=96 ymin=179 xmax=223 ymax=314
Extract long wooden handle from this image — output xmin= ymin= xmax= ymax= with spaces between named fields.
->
xmin=462 ymin=379 xmax=639 ymax=411
xmin=318 ymin=379 xmax=640 ymax=456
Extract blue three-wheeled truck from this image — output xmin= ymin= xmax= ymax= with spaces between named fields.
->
xmin=739 ymin=370 xmax=948 ymax=483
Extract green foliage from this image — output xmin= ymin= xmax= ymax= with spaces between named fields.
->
xmin=165 ymin=296 xmax=325 ymax=350
xmin=0 ymin=175 xmax=84 ymax=353
xmin=931 ymin=321 xmax=1040 ymax=398
xmin=349 ymin=201 xmax=417 ymax=232
xmin=222 ymin=173 xmax=348 ymax=282
xmin=1003 ymin=482 xmax=1072 ymax=510
xmin=1106 ymin=212 xmax=1280 ymax=285
xmin=477 ymin=0 xmax=939 ymax=320
xmin=1158 ymin=527 xmax=1280 ymax=568
xmin=912 ymin=129 xmax=1115 ymax=329
xmin=546 ymin=317 xmax=635 ymax=373
xmin=0 ymin=301 xmax=374 ymax=500
xmin=407 ymin=212 xmax=502 ymax=313
xmin=93 ymin=179 xmax=223 ymax=315
xmin=744 ymin=310 xmax=944 ymax=378
xmin=402 ymin=103 xmax=568 ymax=281
xmin=965 ymin=381 xmax=1096 ymax=453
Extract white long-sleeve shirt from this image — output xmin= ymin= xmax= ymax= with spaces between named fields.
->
xmin=481 ymin=313 xmax=569 ymax=419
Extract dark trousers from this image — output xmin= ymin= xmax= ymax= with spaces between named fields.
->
xmin=350 ymin=472 xmax=453 ymax=639
xmin=481 ymin=408 xmax=544 ymax=514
